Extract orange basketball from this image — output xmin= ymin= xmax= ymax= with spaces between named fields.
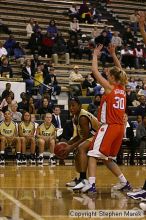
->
xmin=54 ymin=142 xmax=69 ymax=159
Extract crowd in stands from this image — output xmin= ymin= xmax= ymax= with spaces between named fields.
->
xmin=0 ymin=0 xmax=146 ymax=166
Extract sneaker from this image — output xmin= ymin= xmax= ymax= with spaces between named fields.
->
xmin=49 ymin=157 xmax=57 ymax=165
xmin=30 ymin=154 xmax=36 ymax=164
xmin=72 ymin=179 xmax=88 ymax=191
xmin=139 ymin=202 xmax=146 ymax=211
xmin=21 ymin=154 xmax=27 ymax=165
xmin=16 ymin=153 xmax=21 ymax=165
xmin=88 ymin=183 xmax=97 ymax=195
xmin=66 ymin=178 xmax=80 ymax=187
xmin=112 ymin=181 xmax=132 ymax=192
xmin=0 ymin=154 xmax=5 ymax=165
xmin=127 ymin=190 xmax=146 ymax=200
xmin=37 ymin=156 xmax=44 ymax=165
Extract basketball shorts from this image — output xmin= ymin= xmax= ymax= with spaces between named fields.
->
xmin=88 ymin=124 xmax=124 ymax=160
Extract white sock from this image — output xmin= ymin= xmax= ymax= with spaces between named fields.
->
xmin=0 ymin=151 xmax=4 ymax=154
xmin=118 ymin=174 xmax=127 ymax=184
xmin=39 ymin=153 xmax=43 ymax=157
xmin=89 ymin=177 xmax=96 ymax=185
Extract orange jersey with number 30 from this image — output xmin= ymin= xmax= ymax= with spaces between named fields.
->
xmin=98 ymin=85 xmax=126 ymax=125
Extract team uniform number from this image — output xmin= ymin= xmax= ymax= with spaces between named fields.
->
xmin=113 ymin=97 xmax=125 ymax=110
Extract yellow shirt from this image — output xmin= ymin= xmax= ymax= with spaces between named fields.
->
xmin=34 ymin=71 xmax=43 ymax=86
xmin=0 ymin=121 xmax=16 ymax=137
xmin=39 ymin=123 xmax=56 ymax=137
xmin=19 ymin=121 xmax=35 ymax=136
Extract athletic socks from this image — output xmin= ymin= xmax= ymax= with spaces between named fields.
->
xmin=89 ymin=177 xmax=96 ymax=185
xmin=118 ymin=174 xmax=127 ymax=184
xmin=80 ymin=172 xmax=86 ymax=180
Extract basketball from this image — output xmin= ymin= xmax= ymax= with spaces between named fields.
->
xmin=54 ymin=142 xmax=69 ymax=159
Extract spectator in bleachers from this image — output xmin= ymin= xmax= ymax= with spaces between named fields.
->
xmin=47 ymin=19 xmax=58 ymax=40
xmin=52 ymin=106 xmax=62 ymax=129
xmin=34 ymin=64 xmax=44 ymax=94
xmin=87 ymin=94 xmax=101 ymax=116
xmin=52 ymin=32 xmax=70 ymax=65
xmin=33 ymin=20 xmax=41 ymax=33
xmin=68 ymin=4 xmax=79 ymax=19
xmin=37 ymin=97 xmax=53 ymax=115
xmin=13 ymin=42 xmax=26 ymax=66
xmin=67 ymin=35 xmax=80 ymax=59
xmin=1 ymin=83 xmax=11 ymax=99
xmin=49 ymin=67 xmax=61 ymax=96
xmin=0 ymin=91 xmax=14 ymax=111
xmin=11 ymin=102 xmax=22 ymax=121
xmin=28 ymin=30 xmax=42 ymax=55
xmin=26 ymin=18 xmax=34 ymax=37
xmin=18 ymin=92 xmax=29 ymax=112
xmin=69 ymin=65 xmax=84 ymax=83
xmin=126 ymin=85 xmax=137 ymax=107
xmin=2 ymin=95 xmax=16 ymax=113
xmin=78 ymin=34 xmax=92 ymax=60
xmin=69 ymin=65 xmax=83 ymax=96
xmin=101 ymin=65 xmax=109 ymax=80
xmin=0 ymin=56 xmax=13 ymax=78
xmin=0 ymin=41 xmax=8 ymax=59
xmin=111 ymin=31 xmax=122 ymax=50
xmin=138 ymin=83 xmax=146 ymax=97
xmin=82 ymin=74 xmax=98 ymax=96
xmin=36 ymin=113 xmax=57 ymax=165
xmin=103 ymin=26 xmax=112 ymax=41
xmin=136 ymin=114 xmax=146 ymax=165
xmin=120 ymin=44 xmax=135 ymax=69
xmin=78 ymin=0 xmax=93 ymax=23
xmin=90 ymin=4 xmax=102 ymax=23
xmin=0 ymin=18 xmax=12 ymax=35
xmin=28 ymin=97 xmax=36 ymax=114
xmin=130 ymin=10 xmax=139 ymax=34
xmin=22 ymin=59 xmax=34 ymax=93
xmin=128 ymin=77 xmax=137 ymax=91
xmin=95 ymin=30 xmax=111 ymax=46
xmin=122 ymin=27 xmax=135 ymax=47
xmin=90 ymin=26 xmax=100 ymax=43
xmin=4 ymin=34 xmax=16 ymax=56
xmin=41 ymin=32 xmax=55 ymax=58
xmin=135 ymin=95 xmax=146 ymax=117
xmin=133 ymin=43 xmax=146 ymax=69
xmin=69 ymin=17 xmax=81 ymax=37
xmin=31 ymin=53 xmax=41 ymax=69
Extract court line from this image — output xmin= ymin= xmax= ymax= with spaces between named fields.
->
xmin=0 ymin=189 xmax=44 ymax=220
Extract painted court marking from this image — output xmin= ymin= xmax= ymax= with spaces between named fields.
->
xmin=0 ymin=189 xmax=44 ymax=220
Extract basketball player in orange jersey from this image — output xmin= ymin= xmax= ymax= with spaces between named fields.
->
xmin=74 ymin=43 xmax=132 ymax=193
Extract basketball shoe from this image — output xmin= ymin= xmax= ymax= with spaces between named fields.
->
xmin=66 ymin=178 xmax=81 ymax=187
xmin=0 ymin=154 xmax=5 ymax=165
xmin=81 ymin=183 xmax=97 ymax=194
xmin=37 ymin=156 xmax=44 ymax=165
xmin=127 ymin=190 xmax=146 ymax=200
xmin=72 ymin=179 xmax=89 ymax=191
xmin=112 ymin=181 xmax=132 ymax=192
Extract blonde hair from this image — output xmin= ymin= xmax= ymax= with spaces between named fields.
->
xmin=110 ymin=66 xmax=128 ymax=86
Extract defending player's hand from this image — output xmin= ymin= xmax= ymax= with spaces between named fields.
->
xmin=93 ymin=44 xmax=103 ymax=57
xmin=108 ymin=43 xmax=116 ymax=56
xmin=137 ymin=11 xmax=146 ymax=26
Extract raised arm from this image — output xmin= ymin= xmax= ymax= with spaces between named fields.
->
xmin=137 ymin=11 xmax=146 ymax=45
xmin=92 ymin=44 xmax=112 ymax=92
xmin=108 ymin=43 xmax=122 ymax=69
